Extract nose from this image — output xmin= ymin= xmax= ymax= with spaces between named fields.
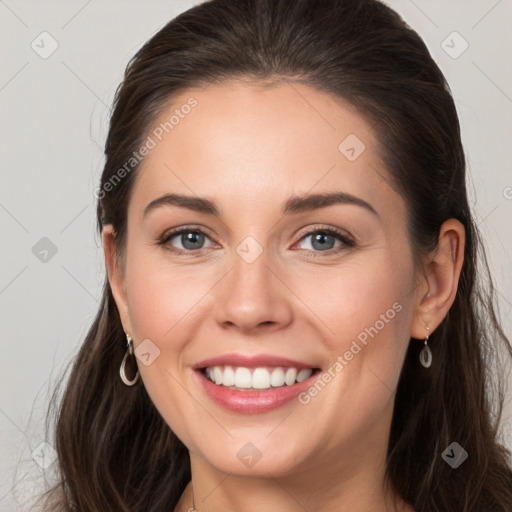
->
xmin=212 ymin=245 xmax=294 ymax=335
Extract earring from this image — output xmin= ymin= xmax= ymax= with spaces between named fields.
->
xmin=419 ymin=326 xmax=432 ymax=368
xmin=120 ymin=333 xmax=140 ymax=386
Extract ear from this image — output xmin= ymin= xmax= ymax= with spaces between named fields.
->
xmin=101 ymin=224 xmax=133 ymax=335
xmin=410 ymin=219 xmax=465 ymax=339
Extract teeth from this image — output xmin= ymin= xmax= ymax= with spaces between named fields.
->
xmin=223 ymin=366 xmax=235 ymax=386
xmin=213 ymin=367 xmax=223 ymax=385
xmin=285 ymin=368 xmax=297 ymax=385
xmin=203 ymin=365 xmax=314 ymax=389
xmin=270 ymin=367 xmax=285 ymax=387
xmin=252 ymin=368 xmax=270 ymax=389
xmin=235 ymin=367 xmax=252 ymax=388
xmin=297 ymin=368 xmax=313 ymax=382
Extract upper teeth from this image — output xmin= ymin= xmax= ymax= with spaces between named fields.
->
xmin=205 ymin=366 xmax=314 ymax=389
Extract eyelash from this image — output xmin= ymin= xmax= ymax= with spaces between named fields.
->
xmin=157 ymin=225 xmax=356 ymax=258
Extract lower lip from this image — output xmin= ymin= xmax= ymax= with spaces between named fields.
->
xmin=194 ymin=369 xmax=320 ymax=414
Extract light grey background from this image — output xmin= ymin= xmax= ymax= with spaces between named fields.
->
xmin=1 ymin=0 xmax=511 ymax=510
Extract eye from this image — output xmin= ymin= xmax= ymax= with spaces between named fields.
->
xmin=159 ymin=227 xmax=216 ymax=254
xmin=158 ymin=225 xmax=355 ymax=257
xmin=294 ymin=227 xmax=355 ymax=255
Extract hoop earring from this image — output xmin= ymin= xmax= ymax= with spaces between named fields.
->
xmin=419 ymin=326 xmax=432 ymax=368
xmin=120 ymin=333 xmax=140 ymax=386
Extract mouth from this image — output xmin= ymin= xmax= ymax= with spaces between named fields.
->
xmin=198 ymin=365 xmax=322 ymax=391
xmin=193 ymin=355 xmax=323 ymax=414
xmin=192 ymin=353 xmax=323 ymax=413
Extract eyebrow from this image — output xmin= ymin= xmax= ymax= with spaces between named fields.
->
xmin=143 ymin=191 xmax=379 ymax=219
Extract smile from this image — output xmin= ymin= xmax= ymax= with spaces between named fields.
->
xmin=194 ymin=364 xmax=321 ymax=414
xmin=202 ymin=365 xmax=317 ymax=390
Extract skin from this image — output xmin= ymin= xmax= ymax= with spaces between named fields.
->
xmin=102 ymin=79 xmax=465 ymax=512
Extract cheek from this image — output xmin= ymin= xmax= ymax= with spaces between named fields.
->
xmin=122 ymin=253 xmax=210 ymax=440
xmin=122 ymin=245 xmax=225 ymax=414
xmin=124 ymin=242 xmax=211 ymax=340
xmin=302 ymin=253 xmax=413 ymax=341
xmin=298 ymin=252 xmax=415 ymax=391
xmin=287 ymin=256 xmax=415 ymax=450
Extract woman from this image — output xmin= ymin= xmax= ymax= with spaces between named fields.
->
xmin=41 ymin=0 xmax=512 ymax=510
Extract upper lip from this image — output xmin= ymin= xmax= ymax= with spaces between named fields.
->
xmin=193 ymin=353 xmax=319 ymax=370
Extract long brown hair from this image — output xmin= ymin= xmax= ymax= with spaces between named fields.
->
xmin=39 ymin=0 xmax=512 ymax=510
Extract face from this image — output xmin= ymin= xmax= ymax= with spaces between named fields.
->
xmin=109 ymin=80 xmax=422 ymax=479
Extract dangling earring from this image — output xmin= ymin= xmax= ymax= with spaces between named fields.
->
xmin=120 ymin=333 xmax=140 ymax=386
xmin=419 ymin=326 xmax=432 ymax=368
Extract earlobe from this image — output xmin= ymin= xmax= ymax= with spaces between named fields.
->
xmin=411 ymin=219 xmax=465 ymax=339
xmin=101 ymin=225 xmax=132 ymax=334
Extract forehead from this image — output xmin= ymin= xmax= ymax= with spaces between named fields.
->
xmin=129 ymin=79 xmax=403 ymax=222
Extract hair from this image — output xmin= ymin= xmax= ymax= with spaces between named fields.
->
xmin=38 ymin=0 xmax=512 ymax=510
